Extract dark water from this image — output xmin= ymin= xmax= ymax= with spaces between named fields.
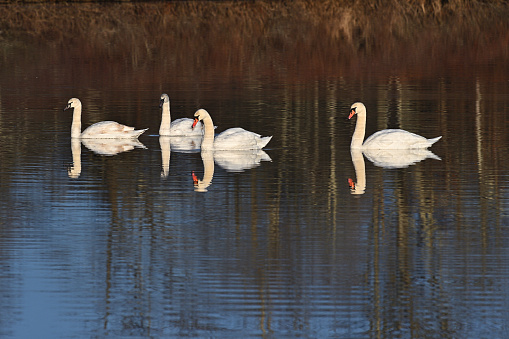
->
xmin=0 ymin=36 xmax=508 ymax=338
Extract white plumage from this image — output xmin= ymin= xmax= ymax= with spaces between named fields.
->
xmin=64 ymin=98 xmax=147 ymax=139
xmin=192 ymin=109 xmax=272 ymax=150
xmin=349 ymin=102 xmax=441 ymax=149
xmin=159 ymin=93 xmax=207 ymax=136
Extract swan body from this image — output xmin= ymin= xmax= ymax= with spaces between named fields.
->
xmin=192 ymin=109 xmax=272 ymax=150
xmin=349 ymin=102 xmax=441 ymax=149
xmin=159 ymin=93 xmax=208 ymax=136
xmin=65 ymin=98 xmax=147 ymax=139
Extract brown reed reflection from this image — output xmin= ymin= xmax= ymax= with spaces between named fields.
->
xmin=0 ymin=2 xmax=508 ymax=337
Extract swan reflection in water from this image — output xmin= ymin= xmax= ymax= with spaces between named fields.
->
xmin=192 ymin=151 xmax=215 ymax=192
xmin=192 ymin=149 xmax=272 ymax=192
xmin=68 ymin=138 xmax=82 ymax=179
xmin=81 ymin=138 xmax=146 ymax=156
xmin=166 ymin=135 xmax=202 ymax=153
xmin=160 ymin=136 xmax=203 ymax=178
xmin=348 ymin=149 xmax=366 ymax=195
xmin=362 ymin=148 xmax=441 ymax=169
xmin=68 ymin=138 xmax=146 ymax=178
xmin=159 ymin=136 xmax=171 ymax=178
xmin=348 ymin=148 xmax=441 ymax=195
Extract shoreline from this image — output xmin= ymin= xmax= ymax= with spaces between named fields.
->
xmin=1 ymin=1 xmax=507 ymax=82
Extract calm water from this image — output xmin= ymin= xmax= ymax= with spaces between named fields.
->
xmin=1 ymin=36 xmax=509 ymax=338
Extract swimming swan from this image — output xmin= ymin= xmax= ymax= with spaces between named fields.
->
xmin=348 ymin=102 xmax=441 ymax=149
xmin=64 ymin=98 xmax=147 ymax=139
xmin=192 ymin=109 xmax=272 ymax=150
xmin=159 ymin=93 xmax=208 ymax=136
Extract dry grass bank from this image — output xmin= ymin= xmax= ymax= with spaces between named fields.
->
xmin=0 ymin=1 xmax=508 ymax=79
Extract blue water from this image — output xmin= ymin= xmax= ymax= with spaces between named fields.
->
xmin=0 ymin=40 xmax=508 ymax=338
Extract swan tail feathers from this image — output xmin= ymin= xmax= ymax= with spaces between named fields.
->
xmin=258 ymin=135 xmax=272 ymax=149
xmin=133 ymin=128 xmax=148 ymax=138
xmin=428 ymin=136 xmax=442 ymax=145
xmin=429 ymin=153 xmax=442 ymax=161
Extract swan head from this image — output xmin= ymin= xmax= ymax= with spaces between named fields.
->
xmin=64 ymin=98 xmax=81 ymax=111
xmin=192 ymin=109 xmax=209 ymax=129
xmin=160 ymin=93 xmax=169 ymax=108
xmin=348 ymin=102 xmax=366 ymax=119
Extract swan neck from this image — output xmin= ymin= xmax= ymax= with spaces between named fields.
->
xmin=200 ymin=115 xmax=215 ymax=150
xmin=71 ymin=105 xmax=82 ymax=138
xmin=159 ymin=102 xmax=171 ymax=135
xmin=351 ymin=110 xmax=366 ymax=149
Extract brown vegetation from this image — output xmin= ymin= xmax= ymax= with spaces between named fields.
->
xmin=0 ymin=0 xmax=507 ymax=80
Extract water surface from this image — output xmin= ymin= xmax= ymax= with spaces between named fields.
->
xmin=0 ymin=28 xmax=508 ymax=338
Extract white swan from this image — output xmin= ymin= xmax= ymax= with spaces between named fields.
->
xmin=349 ymin=102 xmax=441 ymax=149
xmin=65 ymin=98 xmax=147 ymax=139
xmin=159 ymin=93 xmax=207 ymax=136
xmin=192 ymin=109 xmax=272 ymax=150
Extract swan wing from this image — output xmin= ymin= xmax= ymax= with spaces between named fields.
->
xmin=168 ymin=118 xmax=217 ymax=136
xmin=170 ymin=118 xmax=204 ymax=136
xmin=363 ymin=129 xmax=439 ymax=149
xmin=213 ymin=128 xmax=271 ymax=150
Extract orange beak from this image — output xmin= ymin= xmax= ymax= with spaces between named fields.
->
xmin=348 ymin=109 xmax=356 ymax=119
xmin=192 ymin=171 xmax=198 ymax=184
xmin=192 ymin=118 xmax=199 ymax=129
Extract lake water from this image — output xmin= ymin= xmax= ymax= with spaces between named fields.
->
xmin=1 ymin=28 xmax=509 ymax=338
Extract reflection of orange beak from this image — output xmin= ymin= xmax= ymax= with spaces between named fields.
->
xmin=192 ymin=118 xmax=199 ymax=129
xmin=348 ymin=178 xmax=355 ymax=190
xmin=192 ymin=171 xmax=198 ymax=185
xmin=348 ymin=109 xmax=356 ymax=119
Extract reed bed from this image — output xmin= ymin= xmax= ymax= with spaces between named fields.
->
xmin=0 ymin=1 xmax=507 ymax=79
